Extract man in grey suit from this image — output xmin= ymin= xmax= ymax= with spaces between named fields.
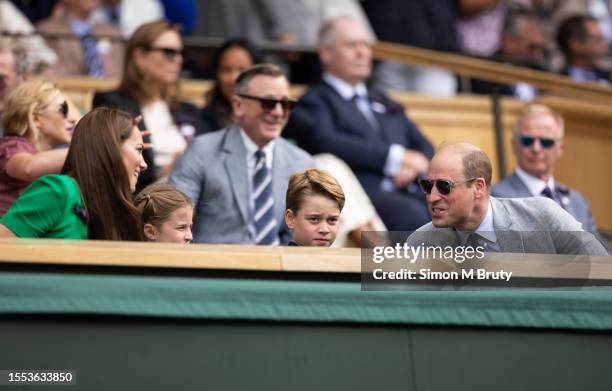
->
xmin=491 ymin=104 xmax=608 ymax=250
xmin=406 ymin=142 xmax=607 ymax=255
xmin=169 ymin=64 xmax=314 ymax=244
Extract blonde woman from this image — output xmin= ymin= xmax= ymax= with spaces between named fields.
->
xmin=0 ymin=80 xmax=75 ymax=216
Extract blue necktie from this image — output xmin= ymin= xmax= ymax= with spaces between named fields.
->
xmin=351 ymin=93 xmax=379 ymax=131
xmin=541 ymin=186 xmax=557 ymax=204
xmin=80 ymin=26 xmax=106 ymax=78
xmin=252 ymin=150 xmax=278 ymax=245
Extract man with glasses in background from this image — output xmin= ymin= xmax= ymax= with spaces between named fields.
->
xmin=169 ymin=64 xmax=313 ymax=245
xmin=492 ymin=104 xmax=608 ymax=250
xmin=406 ymin=142 xmax=607 ymax=255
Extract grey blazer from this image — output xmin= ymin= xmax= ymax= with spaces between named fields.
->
xmin=169 ymin=125 xmax=314 ymax=244
xmin=492 ymin=171 xmax=608 ymax=251
xmin=406 ymin=197 xmax=608 ymax=256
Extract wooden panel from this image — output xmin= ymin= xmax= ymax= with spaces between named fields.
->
xmin=1 ymin=239 xmax=610 ymax=279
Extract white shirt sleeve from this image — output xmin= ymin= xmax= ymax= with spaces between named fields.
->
xmin=383 ymin=143 xmax=406 ymax=177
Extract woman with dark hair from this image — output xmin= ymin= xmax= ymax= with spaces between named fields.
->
xmin=93 ymin=20 xmax=204 ymax=189
xmin=0 ymin=107 xmax=147 ymax=240
xmin=201 ymin=38 xmax=261 ymax=132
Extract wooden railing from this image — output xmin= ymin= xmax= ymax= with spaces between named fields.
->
xmin=0 ymin=239 xmax=609 ymax=278
xmin=372 ymin=41 xmax=612 ymax=101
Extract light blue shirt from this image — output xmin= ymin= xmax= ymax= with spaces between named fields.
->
xmin=68 ymin=17 xmax=94 ymax=36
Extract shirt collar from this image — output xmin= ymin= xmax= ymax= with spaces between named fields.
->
xmin=456 ymin=200 xmax=496 ymax=244
xmin=323 ymin=73 xmax=368 ymax=101
xmin=68 ymin=16 xmax=94 ymax=36
xmin=568 ymin=66 xmax=598 ymax=82
xmin=240 ymin=128 xmax=275 ymax=159
xmin=475 ymin=200 xmax=496 ymax=242
xmin=515 ymin=166 xmax=555 ymax=196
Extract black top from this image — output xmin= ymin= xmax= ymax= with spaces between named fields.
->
xmin=200 ymin=104 xmax=224 ymax=134
xmin=362 ymin=0 xmax=459 ymax=52
xmin=92 ymin=90 xmax=206 ymax=191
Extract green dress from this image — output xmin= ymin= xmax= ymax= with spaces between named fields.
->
xmin=0 ymin=174 xmax=88 ymax=239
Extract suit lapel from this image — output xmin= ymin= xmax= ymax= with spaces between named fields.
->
xmin=57 ymin=17 xmax=86 ymax=69
xmin=554 ymin=181 xmax=575 ymax=215
xmin=509 ymin=172 xmax=532 ymax=197
xmin=222 ymin=126 xmax=250 ymax=225
xmin=368 ymin=90 xmax=395 ymax=143
xmin=490 ymin=197 xmax=525 ymax=253
xmin=322 ymin=81 xmax=381 ymax=136
xmin=272 ymin=141 xmax=289 ymax=224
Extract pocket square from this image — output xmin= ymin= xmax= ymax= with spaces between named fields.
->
xmin=371 ymin=101 xmax=387 ymax=114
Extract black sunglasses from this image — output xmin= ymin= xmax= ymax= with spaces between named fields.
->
xmin=419 ymin=177 xmax=477 ymax=195
xmin=518 ymin=136 xmax=557 ymax=149
xmin=145 ymin=46 xmax=183 ymax=60
xmin=59 ymin=101 xmax=68 ymax=118
xmin=237 ymin=94 xmax=297 ymax=112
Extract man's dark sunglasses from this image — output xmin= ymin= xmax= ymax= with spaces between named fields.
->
xmin=59 ymin=101 xmax=69 ymax=118
xmin=145 ymin=46 xmax=183 ymax=60
xmin=519 ymin=135 xmax=557 ymax=149
xmin=237 ymin=94 xmax=297 ymax=112
xmin=419 ymin=177 xmax=477 ymax=195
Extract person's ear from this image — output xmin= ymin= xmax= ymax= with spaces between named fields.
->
xmin=557 ymin=137 xmax=564 ymax=157
xmin=231 ymin=94 xmax=244 ymax=118
xmin=473 ymin=178 xmax=487 ymax=199
xmin=284 ymin=209 xmax=296 ymax=230
xmin=133 ymin=47 xmax=148 ymax=71
xmin=511 ymin=133 xmax=520 ymax=155
xmin=29 ymin=108 xmax=43 ymax=132
xmin=319 ymin=46 xmax=332 ymax=68
xmin=143 ymin=223 xmax=158 ymax=241
xmin=568 ymin=37 xmax=582 ymax=56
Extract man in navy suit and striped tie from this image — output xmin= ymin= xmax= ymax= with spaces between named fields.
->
xmin=492 ymin=104 xmax=608 ymax=251
xmin=169 ymin=64 xmax=314 ymax=244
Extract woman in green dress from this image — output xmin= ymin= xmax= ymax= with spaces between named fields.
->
xmin=0 ymin=107 xmax=147 ymax=240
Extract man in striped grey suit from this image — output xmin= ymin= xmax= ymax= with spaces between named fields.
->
xmin=170 ymin=64 xmax=314 ymax=244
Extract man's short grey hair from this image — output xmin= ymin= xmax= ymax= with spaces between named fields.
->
xmin=514 ymin=103 xmax=565 ymax=137
xmin=233 ymin=63 xmax=286 ymax=94
xmin=502 ymin=8 xmax=541 ymax=38
xmin=318 ymin=16 xmax=363 ymax=47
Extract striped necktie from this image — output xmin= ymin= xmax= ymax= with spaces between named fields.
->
xmin=252 ymin=150 xmax=278 ymax=245
xmin=80 ymin=26 xmax=106 ymax=78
